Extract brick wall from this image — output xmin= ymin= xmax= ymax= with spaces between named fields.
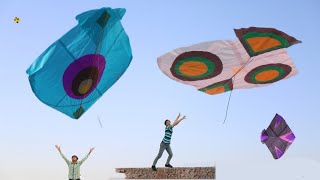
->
xmin=115 ymin=167 xmax=215 ymax=179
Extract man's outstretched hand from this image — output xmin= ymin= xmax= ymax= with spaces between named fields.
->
xmin=55 ymin=145 xmax=61 ymax=152
xmin=89 ymin=147 xmax=95 ymax=154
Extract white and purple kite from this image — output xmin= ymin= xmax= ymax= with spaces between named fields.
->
xmin=261 ymin=114 xmax=296 ymax=159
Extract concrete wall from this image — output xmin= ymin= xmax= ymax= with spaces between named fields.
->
xmin=115 ymin=167 xmax=215 ymax=179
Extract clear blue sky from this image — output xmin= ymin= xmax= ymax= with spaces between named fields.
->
xmin=0 ymin=0 xmax=319 ymax=180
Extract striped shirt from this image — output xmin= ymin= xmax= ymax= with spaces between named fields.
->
xmin=162 ymin=125 xmax=173 ymax=143
xmin=59 ymin=151 xmax=90 ymax=180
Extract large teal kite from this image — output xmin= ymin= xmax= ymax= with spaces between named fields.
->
xmin=26 ymin=7 xmax=132 ymax=119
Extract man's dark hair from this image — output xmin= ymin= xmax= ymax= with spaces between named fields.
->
xmin=72 ymin=155 xmax=78 ymax=160
xmin=164 ymin=119 xmax=170 ymax=125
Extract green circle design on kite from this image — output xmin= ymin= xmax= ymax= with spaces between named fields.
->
xmin=170 ymin=51 xmax=223 ymax=81
xmin=174 ymin=57 xmax=215 ymax=78
xmin=199 ymin=79 xmax=233 ymax=95
xmin=243 ymin=32 xmax=289 ymax=56
xmin=245 ymin=64 xmax=292 ymax=84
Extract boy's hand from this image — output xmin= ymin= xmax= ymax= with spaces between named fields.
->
xmin=89 ymin=147 xmax=95 ymax=154
xmin=55 ymin=145 xmax=61 ymax=151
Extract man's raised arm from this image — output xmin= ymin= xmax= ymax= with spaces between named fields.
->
xmin=173 ymin=114 xmax=186 ymax=127
xmin=55 ymin=145 xmax=70 ymax=164
xmin=79 ymin=147 xmax=94 ymax=165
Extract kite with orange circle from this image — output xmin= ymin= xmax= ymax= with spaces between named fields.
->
xmin=157 ymin=27 xmax=301 ymax=96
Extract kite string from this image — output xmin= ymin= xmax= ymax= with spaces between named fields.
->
xmin=223 ymin=56 xmax=252 ymax=87
xmin=221 ymin=56 xmax=254 ymax=124
xmin=223 ymin=77 xmax=234 ymax=124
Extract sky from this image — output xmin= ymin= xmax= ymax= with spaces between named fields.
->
xmin=0 ymin=0 xmax=319 ymax=180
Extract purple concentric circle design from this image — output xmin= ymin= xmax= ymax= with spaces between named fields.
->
xmin=63 ymin=54 xmax=106 ymax=99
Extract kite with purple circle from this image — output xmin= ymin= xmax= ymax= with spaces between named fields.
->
xmin=261 ymin=114 xmax=296 ymax=159
xmin=26 ymin=7 xmax=132 ymax=119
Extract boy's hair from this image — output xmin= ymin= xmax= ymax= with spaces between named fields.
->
xmin=72 ymin=155 xmax=78 ymax=160
xmin=164 ymin=119 xmax=170 ymax=125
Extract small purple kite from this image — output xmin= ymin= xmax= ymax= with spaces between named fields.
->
xmin=261 ymin=114 xmax=296 ymax=159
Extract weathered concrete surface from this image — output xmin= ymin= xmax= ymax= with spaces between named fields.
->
xmin=115 ymin=167 xmax=215 ymax=179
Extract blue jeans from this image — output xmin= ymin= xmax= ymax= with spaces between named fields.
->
xmin=152 ymin=141 xmax=173 ymax=166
